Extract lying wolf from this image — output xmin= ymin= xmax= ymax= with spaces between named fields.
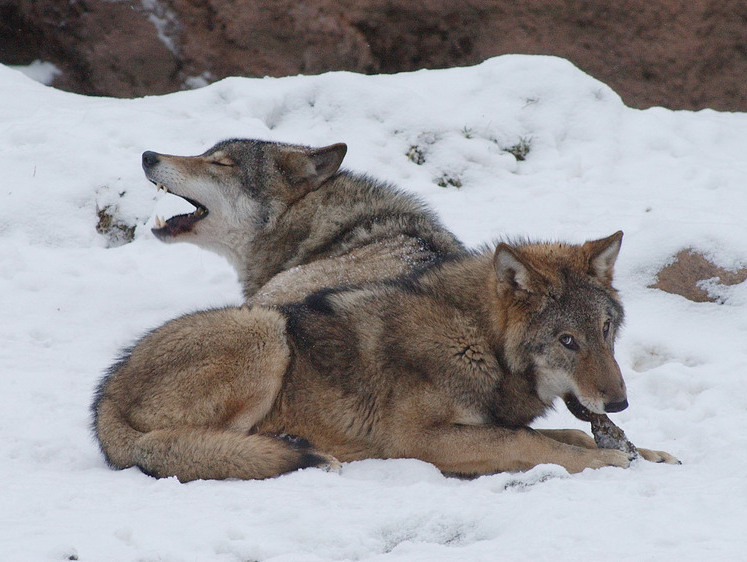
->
xmin=141 ymin=138 xmax=464 ymax=304
xmin=93 ymin=231 xmax=678 ymax=481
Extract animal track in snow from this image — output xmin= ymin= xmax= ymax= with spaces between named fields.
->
xmin=629 ymin=344 xmax=701 ymax=373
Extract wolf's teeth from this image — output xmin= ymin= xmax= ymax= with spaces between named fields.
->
xmin=154 ymin=216 xmax=166 ymax=228
xmin=195 ymin=207 xmax=205 ymax=216
xmin=157 ymin=183 xmax=167 ymax=193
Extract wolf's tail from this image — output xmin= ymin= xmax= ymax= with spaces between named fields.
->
xmin=92 ymin=395 xmax=335 ymax=481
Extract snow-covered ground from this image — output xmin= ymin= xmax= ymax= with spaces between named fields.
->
xmin=1 ymin=55 xmax=746 ymax=560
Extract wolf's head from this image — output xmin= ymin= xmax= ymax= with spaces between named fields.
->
xmin=141 ymin=139 xmax=347 ymax=268
xmin=493 ymin=232 xmax=627 ymax=415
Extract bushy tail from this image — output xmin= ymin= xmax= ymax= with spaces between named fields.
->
xmin=92 ymin=393 xmax=145 ymax=470
xmin=93 ymin=395 xmax=335 ymax=482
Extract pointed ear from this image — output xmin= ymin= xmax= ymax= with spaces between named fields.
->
xmin=584 ymin=231 xmax=623 ymax=284
xmin=277 ymin=143 xmax=347 ymax=191
xmin=494 ymin=244 xmax=541 ymax=293
xmin=308 ymin=143 xmax=347 ymax=186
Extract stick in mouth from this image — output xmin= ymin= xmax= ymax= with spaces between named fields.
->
xmin=564 ymin=394 xmax=640 ymax=458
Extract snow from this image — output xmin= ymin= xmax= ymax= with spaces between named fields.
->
xmin=140 ymin=0 xmax=180 ymax=56
xmin=8 ymin=60 xmax=61 ymax=86
xmin=1 ymin=55 xmax=746 ymax=560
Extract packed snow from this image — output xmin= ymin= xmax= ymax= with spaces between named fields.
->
xmin=1 ymin=55 xmax=746 ymax=561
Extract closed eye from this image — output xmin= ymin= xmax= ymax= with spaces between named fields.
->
xmin=211 ymin=159 xmax=234 ymax=167
xmin=603 ymin=320 xmax=611 ymax=338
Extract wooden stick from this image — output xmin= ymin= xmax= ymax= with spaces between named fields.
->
xmin=564 ymin=396 xmax=640 ymax=458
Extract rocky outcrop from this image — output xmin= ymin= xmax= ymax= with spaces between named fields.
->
xmin=0 ymin=1 xmax=179 ymax=96
xmin=1 ymin=0 xmax=744 ymax=110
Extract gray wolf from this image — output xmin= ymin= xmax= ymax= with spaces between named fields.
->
xmin=93 ymin=231 xmax=678 ymax=481
xmin=141 ymin=138 xmax=464 ymax=304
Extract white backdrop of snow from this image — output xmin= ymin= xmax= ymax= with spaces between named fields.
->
xmin=1 ymin=55 xmax=745 ymax=561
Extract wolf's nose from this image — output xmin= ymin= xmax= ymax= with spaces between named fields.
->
xmin=604 ymin=399 xmax=629 ymax=413
xmin=142 ymin=151 xmax=160 ymax=168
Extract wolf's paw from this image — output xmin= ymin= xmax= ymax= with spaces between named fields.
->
xmin=273 ymin=433 xmax=341 ymax=473
xmin=299 ymin=450 xmax=341 ymax=474
xmin=295 ymin=449 xmax=342 ymax=474
xmin=587 ymin=448 xmax=633 ymax=470
xmin=637 ymin=448 xmax=681 ymax=465
xmin=318 ymin=454 xmax=342 ymax=473
xmin=565 ymin=447 xmax=632 ymax=472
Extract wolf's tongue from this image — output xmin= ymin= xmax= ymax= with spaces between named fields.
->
xmin=152 ymin=209 xmax=207 ymax=237
xmin=165 ymin=213 xmax=200 ymax=233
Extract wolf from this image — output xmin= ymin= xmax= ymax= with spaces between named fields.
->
xmin=92 ymin=231 xmax=679 ymax=481
xmin=141 ymin=138 xmax=464 ymax=304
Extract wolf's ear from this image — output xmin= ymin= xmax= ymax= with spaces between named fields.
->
xmin=308 ymin=143 xmax=347 ymax=186
xmin=494 ymin=244 xmax=542 ymax=293
xmin=583 ymin=231 xmax=623 ymax=284
xmin=278 ymin=143 xmax=347 ymax=192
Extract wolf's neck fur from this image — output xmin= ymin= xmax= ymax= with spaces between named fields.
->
xmin=411 ymin=249 xmax=549 ymax=425
xmin=416 ymin=249 xmax=506 ymax=331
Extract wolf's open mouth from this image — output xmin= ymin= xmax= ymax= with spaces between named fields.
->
xmin=150 ymin=181 xmax=209 ymax=238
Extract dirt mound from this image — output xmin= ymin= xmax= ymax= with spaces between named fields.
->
xmin=651 ymin=250 xmax=747 ymax=303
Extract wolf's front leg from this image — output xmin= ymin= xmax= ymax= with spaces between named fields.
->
xmin=400 ymin=425 xmax=633 ymax=475
xmin=536 ymin=428 xmax=598 ymax=449
xmin=636 ymin=448 xmax=681 ymax=464
xmin=538 ymin=429 xmax=680 ymax=464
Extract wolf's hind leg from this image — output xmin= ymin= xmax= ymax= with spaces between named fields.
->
xmin=94 ymin=305 xmax=304 ymax=480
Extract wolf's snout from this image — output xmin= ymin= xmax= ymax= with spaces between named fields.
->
xmin=142 ymin=151 xmax=160 ymax=169
xmin=604 ymin=399 xmax=629 ymax=413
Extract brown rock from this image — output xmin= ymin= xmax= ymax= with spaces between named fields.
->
xmin=0 ymin=0 xmax=744 ymax=111
xmin=651 ymin=249 xmax=747 ymax=303
xmin=0 ymin=0 xmax=178 ymax=97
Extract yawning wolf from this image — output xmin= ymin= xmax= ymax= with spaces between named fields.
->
xmin=141 ymin=138 xmax=464 ymax=304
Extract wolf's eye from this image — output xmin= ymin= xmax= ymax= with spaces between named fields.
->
xmin=559 ymin=334 xmax=578 ymax=350
xmin=210 ymin=159 xmax=233 ymax=167
xmin=603 ymin=320 xmax=611 ymax=338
